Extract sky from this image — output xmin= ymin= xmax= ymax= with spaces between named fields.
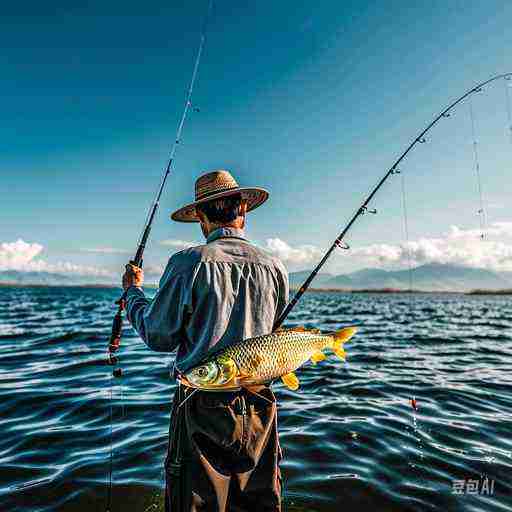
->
xmin=1 ymin=0 xmax=512 ymax=282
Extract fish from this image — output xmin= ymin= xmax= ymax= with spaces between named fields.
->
xmin=180 ymin=325 xmax=357 ymax=391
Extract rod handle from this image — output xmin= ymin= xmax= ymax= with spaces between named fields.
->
xmin=108 ymin=300 xmax=125 ymax=355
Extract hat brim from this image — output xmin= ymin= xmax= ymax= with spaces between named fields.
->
xmin=170 ymin=187 xmax=269 ymax=223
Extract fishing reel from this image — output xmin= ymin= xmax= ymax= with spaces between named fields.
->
xmin=108 ymin=297 xmax=124 ymax=378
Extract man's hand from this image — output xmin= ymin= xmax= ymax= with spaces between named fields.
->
xmin=122 ymin=263 xmax=144 ymax=291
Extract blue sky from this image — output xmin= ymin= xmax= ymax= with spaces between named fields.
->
xmin=2 ymin=0 xmax=512 ymax=281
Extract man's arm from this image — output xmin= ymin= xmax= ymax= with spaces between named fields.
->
xmin=123 ymin=261 xmax=192 ymax=352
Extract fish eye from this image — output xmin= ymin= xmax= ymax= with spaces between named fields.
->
xmin=186 ymin=362 xmax=219 ymax=386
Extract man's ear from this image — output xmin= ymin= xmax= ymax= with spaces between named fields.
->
xmin=196 ymin=209 xmax=206 ymax=223
xmin=196 ymin=209 xmax=210 ymax=238
xmin=238 ymin=200 xmax=248 ymax=229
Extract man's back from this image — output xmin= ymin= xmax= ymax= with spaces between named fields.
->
xmin=123 ymin=170 xmax=288 ymax=512
xmin=126 ymin=226 xmax=289 ymax=373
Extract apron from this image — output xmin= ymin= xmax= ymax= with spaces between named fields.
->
xmin=165 ymin=385 xmax=282 ymax=512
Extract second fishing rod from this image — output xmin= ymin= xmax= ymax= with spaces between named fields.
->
xmin=273 ymin=72 xmax=512 ymax=330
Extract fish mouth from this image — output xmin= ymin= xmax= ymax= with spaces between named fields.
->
xmin=178 ymin=375 xmax=242 ymax=391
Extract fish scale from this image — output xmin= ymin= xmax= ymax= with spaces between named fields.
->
xmin=224 ymin=331 xmax=327 ymax=381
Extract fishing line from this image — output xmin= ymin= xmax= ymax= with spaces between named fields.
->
xmin=107 ymin=377 xmax=114 ymax=512
xmin=468 ymin=95 xmax=487 ymax=239
xmin=135 ymin=0 xmax=213 ymax=255
xmin=399 ymin=170 xmax=414 ymax=294
xmin=398 ymin=170 xmax=421 ymax=434
xmin=274 ymin=72 xmax=512 ymax=329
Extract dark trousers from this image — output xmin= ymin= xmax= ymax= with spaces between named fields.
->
xmin=165 ymin=385 xmax=282 ymax=512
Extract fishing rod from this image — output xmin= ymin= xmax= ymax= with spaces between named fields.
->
xmin=273 ymin=72 xmax=512 ymax=330
xmin=105 ymin=3 xmax=213 ymax=511
xmin=107 ymin=0 xmax=212 ymax=373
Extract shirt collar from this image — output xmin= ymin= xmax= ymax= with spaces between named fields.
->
xmin=207 ymin=227 xmax=247 ymax=244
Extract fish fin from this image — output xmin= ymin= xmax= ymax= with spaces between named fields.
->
xmin=332 ymin=326 xmax=358 ymax=344
xmin=287 ymin=326 xmax=322 ymax=334
xmin=288 ymin=325 xmax=307 ymax=332
xmin=331 ymin=326 xmax=356 ymax=361
xmin=281 ymin=372 xmax=300 ymax=390
xmin=333 ymin=347 xmax=346 ymax=361
xmin=310 ymin=350 xmax=327 ymax=364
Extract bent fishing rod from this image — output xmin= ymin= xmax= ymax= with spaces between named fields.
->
xmin=273 ymin=72 xmax=512 ymax=330
xmin=107 ymin=0 xmax=213 ymax=374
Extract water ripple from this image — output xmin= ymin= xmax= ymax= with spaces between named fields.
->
xmin=0 ymin=288 xmax=511 ymax=510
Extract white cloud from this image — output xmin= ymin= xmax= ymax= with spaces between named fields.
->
xmin=258 ymin=222 xmax=512 ymax=273
xmin=263 ymin=238 xmax=323 ymax=269
xmin=349 ymin=221 xmax=512 ymax=272
xmin=6 ymin=220 xmax=506 ymax=281
xmin=160 ymin=239 xmax=199 ymax=251
xmin=0 ymin=239 xmax=111 ymax=277
xmin=143 ymin=263 xmax=166 ymax=277
xmin=159 ymin=236 xmax=323 ymax=270
xmin=0 ymin=240 xmax=44 ymax=270
xmin=80 ymin=247 xmax=131 ymax=254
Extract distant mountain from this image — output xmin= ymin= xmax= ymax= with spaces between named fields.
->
xmin=290 ymin=263 xmax=512 ymax=292
xmin=0 ymin=271 xmax=110 ymax=287
xmin=2 ymin=263 xmax=511 ymax=291
xmin=498 ymin=271 xmax=512 ymax=282
xmin=289 ymin=271 xmax=334 ymax=289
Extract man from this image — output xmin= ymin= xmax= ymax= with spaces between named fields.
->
xmin=122 ymin=170 xmax=289 ymax=512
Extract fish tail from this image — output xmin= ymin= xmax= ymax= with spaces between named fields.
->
xmin=330 ymin=326 xmax=357 ymax=360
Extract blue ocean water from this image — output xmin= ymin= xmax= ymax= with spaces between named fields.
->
xmin=0 ymin=286 xmax=511 ymax=511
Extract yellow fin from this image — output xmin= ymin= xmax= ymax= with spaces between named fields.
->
xmin=281 ymin=372 xmax=299 ymax=390
xmin=332 ymin=326 xmax=358 ymax=344
xmin=286 ymin=326 xmax=321 ymax=334
xmin=333 ymin=347 xmax=346 ymax=360
xmin=331 ymin=326 xmax=356 ymax=361
xmin=310 ymin=350 xmax=327 ymax=364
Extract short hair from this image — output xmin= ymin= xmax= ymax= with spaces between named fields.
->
xmin=196 ymin=193 xmax=242 ymax=224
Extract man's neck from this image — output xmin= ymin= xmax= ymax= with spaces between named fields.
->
xmin=205 ymin=217 xmax=245 ymax=237
xmin=208 ymin=221 xmax=241 ymax=233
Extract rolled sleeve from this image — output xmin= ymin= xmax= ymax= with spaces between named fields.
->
xmin=125 ymin=261 xmax=193 ymax=352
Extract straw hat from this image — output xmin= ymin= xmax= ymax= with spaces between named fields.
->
xmin=171 ymin=170 xmax=269 ymax=223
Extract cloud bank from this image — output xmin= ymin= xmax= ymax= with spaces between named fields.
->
xmin=156 ymin=223 xmax=512 ymax=273
xmin=263 ymin=238 xmax=323 ymax=268
xmin=80 ymin=247 xmax=131 ymax=254
xmin=4 ymin=221 xmax=512 ymax=281
xmin=159 ymin=237 xmax=323 ymax=269
xmin=349 ymin=222 xmax=512 ymax=272
xmin=0 ymin=239 xmax=111 ymax=277
xmin=160 ymin=239 xmax=199 ymax=251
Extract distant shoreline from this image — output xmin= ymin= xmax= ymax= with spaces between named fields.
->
xmin=1 ymin=282 xmax=511 ymax=295
xmin=0 ymin=282 xmax=159 ymax=290
xmin=291 ymin=287 xmax=458 ymax=294
xmin=294 ymin=287 xmax=512 ymax=295
xmin=0 ymin=282 xmax=118 ymax=289
xmin=466 ymin=289 xmax=512 ymax=296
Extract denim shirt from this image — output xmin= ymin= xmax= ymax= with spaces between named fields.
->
xmin=125 ymin=227 xmax=289 ymax=374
